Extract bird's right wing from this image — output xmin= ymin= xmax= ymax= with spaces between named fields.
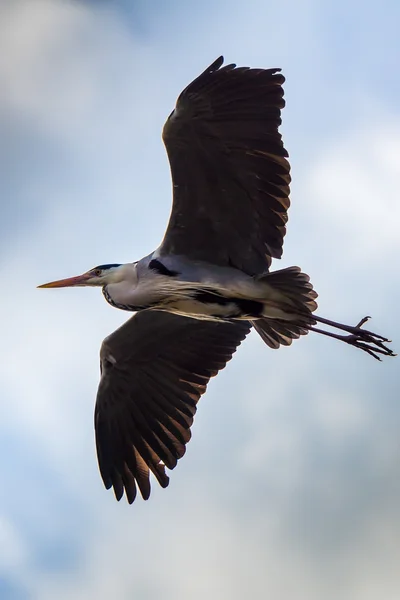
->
xmin=95 ymin=310 xmax=250 ymax=504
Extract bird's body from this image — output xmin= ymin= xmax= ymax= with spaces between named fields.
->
xmin=39 ymin=56 xmax=395 ymax=504
xmin=101 ymin=255 xmax=312 ymax=323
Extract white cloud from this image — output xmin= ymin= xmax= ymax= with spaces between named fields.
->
xmin=0 ymin=517 xmax=28 ymax=572
xmin=306 ymin=121 xmax=400 ymax=264
xmin=1 ymin=1 xmax=399 ymax=599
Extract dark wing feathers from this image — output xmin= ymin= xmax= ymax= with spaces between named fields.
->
xmin=160 ymin=56 xmax=291 ymax=274
xmin=94 ymin=58 xmax=289 ymax=503
xmin=95 ymin=310 xmax=250 ymax=503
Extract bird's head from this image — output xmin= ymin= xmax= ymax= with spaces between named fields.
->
xmin=38 ymin=263 xmax=127 ymax=289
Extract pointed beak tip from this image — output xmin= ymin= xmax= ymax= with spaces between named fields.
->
xmin=36 ymin=274 xmax=91 ymax=289
xmin=37 ymin=281 xmax=64 ymax=289
xmin=37 ymin=282 xmax=60 ymax=289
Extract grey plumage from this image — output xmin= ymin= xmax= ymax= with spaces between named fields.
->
xmin=39 ymin=56 xmax=395 ymax=505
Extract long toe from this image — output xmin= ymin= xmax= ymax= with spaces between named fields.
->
xmin=310 ymin=315 xmax=395 ymax=360
xmin=342 ymin=319 xmax=396 ymax=360
xmin=345 ymin=337 xmax=393 ymax=360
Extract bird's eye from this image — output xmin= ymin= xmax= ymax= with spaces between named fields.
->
xmin=94 ymin=269 xmax=102 ymax=277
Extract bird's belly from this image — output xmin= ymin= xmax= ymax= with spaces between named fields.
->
xmin=159 ymin=288 xmax=265 ymax=321
xmin=164 ymin=298 xmax=241 ymax=320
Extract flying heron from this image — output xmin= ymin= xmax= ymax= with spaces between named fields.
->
xmin=39 ymin=56 xmax=395 ymax=504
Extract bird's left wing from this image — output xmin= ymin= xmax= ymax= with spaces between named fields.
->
xmin=95 ymin=310 xmax=250 ymax=504
xmin=159 ymin=56 xmax=291 ymax=275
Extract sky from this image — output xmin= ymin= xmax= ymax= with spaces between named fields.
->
xmin=1 ymin=0 xmax=399 ymax=598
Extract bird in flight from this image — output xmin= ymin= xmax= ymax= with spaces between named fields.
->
xmin=39 ymin=56 xmax=395 ymax=504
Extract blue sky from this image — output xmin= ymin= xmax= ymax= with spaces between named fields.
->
xmin=1 ymin=0 xmax=399 ymax=598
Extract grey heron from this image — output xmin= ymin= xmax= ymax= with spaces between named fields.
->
xmin=39 ymin=56 xmax=395 ymax=504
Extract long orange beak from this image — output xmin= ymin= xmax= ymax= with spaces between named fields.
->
xmin=37 ymin=272 xmax=93 ymax=288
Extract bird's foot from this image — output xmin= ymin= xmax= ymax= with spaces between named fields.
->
xmin=311 ymin=315 xmax=396 ymax=361
xmin=336 ymin=316 xmax=395 ymax=361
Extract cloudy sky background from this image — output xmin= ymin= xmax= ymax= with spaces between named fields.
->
xmin=1 ymin=0 xmax=399 ymax=598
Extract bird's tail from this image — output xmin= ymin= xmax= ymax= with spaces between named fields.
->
xmin=252 ymin=266 xmax=318 ymax=349
xmin=252 ymin=266 xmax=395 ymax=360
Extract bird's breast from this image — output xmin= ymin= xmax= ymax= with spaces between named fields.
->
xmin=103 ymin=278 xmax=160 ymax=311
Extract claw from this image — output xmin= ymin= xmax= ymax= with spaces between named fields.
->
xmin=310 ymin=314 xmax=395 ymax=360
xmin=355 ymin=316 xmax=371 ymax=328
xmin=339 ymin=318 xmax=395 ymax=359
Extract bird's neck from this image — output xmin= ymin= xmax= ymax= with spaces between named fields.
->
xmin=102 ymin=263 xmax=165 ymax=311
xmin=102 ymin=263 xmax=142 ymax=311
xmin=102 ymin=285 xmax=138 ymax=311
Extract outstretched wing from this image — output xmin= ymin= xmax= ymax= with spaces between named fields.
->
xmin=159 ymin=56 xmax=291 ymax=275
xmin=95 ymin=310 xmax=250 ymax=503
